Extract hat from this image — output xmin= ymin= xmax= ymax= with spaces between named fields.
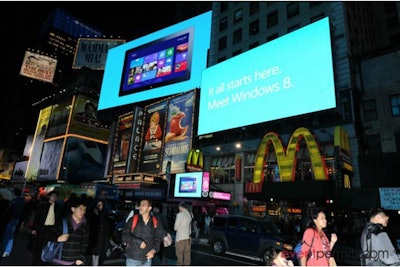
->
xmin=178 ymin=201 xmax=186 ymax=208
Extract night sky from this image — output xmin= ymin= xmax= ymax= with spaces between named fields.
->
xmin=0 ymin=1 xmax=186 ymax=150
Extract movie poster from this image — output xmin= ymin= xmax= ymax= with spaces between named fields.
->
xmin=46 ymin=97 xmax=73 ymax=138
xmin=59 ymin=137 xmax=108 ymax=182
xmin=69 ymin=95 xmax=110 ymax=141
xmin=26 ymin=106 xmax=52 ymax=180
xmin=162 ymin=90 xmax=195 ymax=173
xmin=37 ymin=139 xmax=64 ymax=181
xmin=110 ymin=111 xmax=134 ymax=176
xmin=139 ymin=100 xmax=168 ymax=173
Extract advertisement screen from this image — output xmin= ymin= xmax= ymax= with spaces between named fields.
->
xmin=99 ymin=11 xmax=211 ymax=110
xmin=174 ymin=171 xmax=203 ymax=198
xmin=119 ymin=28 xmax=193 ymax=96
xmin=198 ymin=17 xmax=336 ymax=136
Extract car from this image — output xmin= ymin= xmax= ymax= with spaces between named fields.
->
xmin=209 ymin=215 xmax=293 ymax=264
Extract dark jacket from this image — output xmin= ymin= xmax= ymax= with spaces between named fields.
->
xmin=122 ymin=214 xmax=164 ymax=261
xmin=52 ymin=214 xmax=89 ymax=264
xmin=32 ymin=201 xmax=62 ymax=232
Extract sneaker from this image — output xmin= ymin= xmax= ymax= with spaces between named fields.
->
xmin=2 ymin=252 xmax=9 ymax=257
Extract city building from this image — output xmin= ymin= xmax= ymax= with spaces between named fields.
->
xmin=199 ymin=2 xmax=400 ymax=217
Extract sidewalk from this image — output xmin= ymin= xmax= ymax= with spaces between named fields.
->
xmin=0 ymin=230 xmax=32 ymax=266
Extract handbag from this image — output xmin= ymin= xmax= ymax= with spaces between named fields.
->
xmin=163 ymin=232 xmax=172 ymax=247
xmin=41 ymin=219 xmax=68 ymax=263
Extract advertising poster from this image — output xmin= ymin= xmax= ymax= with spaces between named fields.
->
xmin=162 ymin=90 xmax=195 ymax=173
xmin=139 ymin=100 xmax=168 ymax=173
xmin=69 ymin=95 xmax=110 ymax=141
xmin=110 ymin=111 xmax=134 ymax=176
xmin=127 ymin=107 xmax=144 ymax=173
xmin=25 ymin=106 xmax=52 ymax=180
xmin=12 ymin=161 xmax=28 ymax=183
xmin=72 ymin=38 xmax=126 ymax=70
xmin=59 ymin=137 xmax=108 ymax=183
xmin=38 ymin=139 xmax=64 ymax=181
xmin=19 ymin=51 xmax=57 ymax=83
xmin=46 ymin=97 xmax=73 ymax=138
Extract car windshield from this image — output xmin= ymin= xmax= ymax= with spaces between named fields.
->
xmin=260 ymin=221 xmax=282 ymax=235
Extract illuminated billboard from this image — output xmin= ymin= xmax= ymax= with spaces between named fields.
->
xmin=20 ymin=51 xmax=57 ymax=83
xmin=198 ymin=17 xmax=336 ymax=136
xmin=98 ymin=11 xmax=212 ymax=110
xmin=73 ymin=38 xmax=126 ymax=70
xmin=174 ymin=171 xmax=209 ymax=198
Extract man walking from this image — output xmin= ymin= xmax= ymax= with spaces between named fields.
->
xmin=360 ymin=207 xmax=400 ymax=266
xmin=174 ymin=201 xmax=192 ymax=266
xmin=122 ymin=199 xmax=163 ymax=266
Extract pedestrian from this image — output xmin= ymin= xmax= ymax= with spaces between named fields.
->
xmin=360 ymin=207 xmax=400 ymax=266
xmin=265 ymin=245 xmax=294 ymax=266
xmin=122 ymin=199 xmax=164 ymax=266
xmin=125 ymin=201 xmax=140 ymax=223
xmin=51 ymin=198 xmax=90 ymax=266
xmin=174 ymin=201 xmax=192 ymax=266
xmin=152 ymin=203 xmax=169 ymax=265
xmin=31 ymin=190 xmax=62 ymax=265
xmin=1 ymin=187 xmax=25 ymax=258
xmin=204 ymin=213 xmax=212 ymax=235
xmin=299 ymin=207 xmax=338 ymax=266
xmin=87 ymin=199 xmax=109 ymax=266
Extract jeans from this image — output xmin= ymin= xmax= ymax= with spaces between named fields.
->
xmin=1 ymin=218 xmax=19 ymax=254
xmin=126 ymin=257 xmax=152 ymax=266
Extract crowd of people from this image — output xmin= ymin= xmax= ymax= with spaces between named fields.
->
xmin=0 ymin=186 xmax=399 ymax=266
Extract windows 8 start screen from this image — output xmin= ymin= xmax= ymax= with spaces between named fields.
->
xmin=119 ymin=29 xmax=193 ymax=96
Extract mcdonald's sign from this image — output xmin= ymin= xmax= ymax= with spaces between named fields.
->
xmin=253 ymin=127 xmax=328 ymax=183
xmin=186 ymin=149 xmax=204 ymax=172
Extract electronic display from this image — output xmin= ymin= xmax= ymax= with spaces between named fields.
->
xmin=119 ymin=28 xmax=193 ymax=96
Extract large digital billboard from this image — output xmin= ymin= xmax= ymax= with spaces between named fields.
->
xmin=198 ymin=17 xmax=336 ymax=136
xmin=99 ymin=11 xmax=212 ymax=110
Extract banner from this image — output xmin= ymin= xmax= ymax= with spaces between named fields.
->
xmin=38 ymin=139 xmax=64 ymax=181
xmin=46 ymin=98 xmax=73 ymax=139
xmin=20 ymin=51 xmax=57 ymax=83
xmin=138 ymin=100 xmax=168 ymax=173
xmin=69 ymin=95 xmax=110 ymax=141
xmin=127 ymin=107 xmax=144 ymax=173
xmin=163 ymin=90 xmax=195 ymax=173
xmin=25 ymin=106 xmax=52 ymax=180
xmin=72 ymin=38 xmax=126 ymax=70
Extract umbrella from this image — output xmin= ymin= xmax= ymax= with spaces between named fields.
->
xmin=0 ymin=188 xmax=14 ymax=201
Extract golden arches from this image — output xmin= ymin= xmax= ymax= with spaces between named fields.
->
xmin=253 ymin=127 xmax=328 ymax=183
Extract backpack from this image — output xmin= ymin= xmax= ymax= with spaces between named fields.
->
xmin=130 ymin=214 xmax=172 ymax=247
xmin=130 ymin=214 xmax=158 ymax=232
xmin=190 ymin=212 xmax=198 ymax=238
xmin=360 ymin=223 xmax=386 ymax=266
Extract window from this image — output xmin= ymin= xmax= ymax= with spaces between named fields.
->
xmin=310 ymin=13 xmax=325 ymax=23
xmin=310 ymin=2 xmax=322 ymax=9
xmin=267 ymin=10 xmax=278 ymax=28
xmin=249 ymin=42 xmax=259 ymax=50
xmin=219 ymin=17 xmax=228 ymax=32
xmin=249 ymin=20 xmax=259 ymax=36
xmin=218 ymin=36 xmax=227 ymax=51
xmin=234 ymin=8 xmax=243 ymax=24
xmin=287 ymin=24 xmax=300 ymax=33
xmin=267 ymin=33 xmax=279 ymax=42
xmin=363 ymin=99 xmax=378 ymax=121
xmin=217 ymin=56 xmax=226 ymax=63
xmin=220 ymin=2 xmax=228 ymax=13
xmin=365 ymin=134 xmax=381 ymax=154
xmin=249 ymin=2 xmax=259 ymax=15
xmin=287 ymin=2 xmax=300 ymax=19
xmin=232 ymin=49 xmax=241 ymax=57
xmin=233 ymin=28 xmax=242 ymax=44
xmin=390 ymin=94 xmax=400 ymax=117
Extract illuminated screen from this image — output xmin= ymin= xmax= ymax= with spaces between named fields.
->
xmin=174 ymin=172 xmax=203 ymax=198
xmin=120 ymin=28 xmax=193 ymax=96
xmin=198 ymin=17 xmax=336 ymax=136
xmin=99 ymin=11 xmax=211 ymax=110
